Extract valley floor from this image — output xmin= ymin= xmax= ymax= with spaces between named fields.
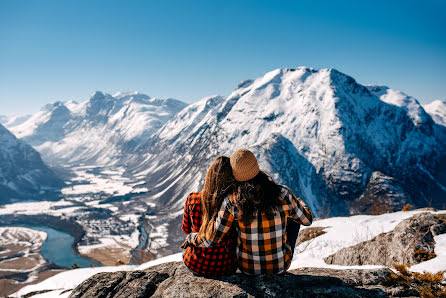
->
xmin=0 ymin=165 xmax=175 ymax=296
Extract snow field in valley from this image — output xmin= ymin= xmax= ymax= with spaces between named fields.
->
xmin=0 ymin=165 xmax=151 ymax=260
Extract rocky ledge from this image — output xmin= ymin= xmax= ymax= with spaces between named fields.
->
xmin=65 ymin=261 xmax=403 ymax=298
xmin=325 ymin=212 xmax=446 ymax=267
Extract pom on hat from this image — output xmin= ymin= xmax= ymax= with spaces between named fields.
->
xmin=230 ymin=149 xmax=260 ymax=182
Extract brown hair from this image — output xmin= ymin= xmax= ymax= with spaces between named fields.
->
xmin=233 ymin=171 xmax=282 ymax=225
xmin=196 ymin=156 xmax=235 ymax=243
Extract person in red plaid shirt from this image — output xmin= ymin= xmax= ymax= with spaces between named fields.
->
xmin=180 ymin=156 xmax=238 ymax=277
xmin=186 ymin=149 xmax=313 ymax=275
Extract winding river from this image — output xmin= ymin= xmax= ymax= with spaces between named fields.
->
xmin=6 ymin=224 xmax=99 ymax=268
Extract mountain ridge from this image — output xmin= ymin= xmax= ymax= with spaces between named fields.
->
xmin=7 ymin=91 xmax=188 ymax=166
xmin=129 ymin=67 xmax=445 ymax=217
xmin=0 ymin=123 xmax=63 ymax=204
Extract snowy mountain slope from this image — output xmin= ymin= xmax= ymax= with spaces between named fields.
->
xmin=0 ymin=124 xmax=63 ymax=205
xmin=12 ymin=209 xmax=446 ymax=298
xmin=367 ymin=85 xmax=434 ymax=128
xmin=133 ymin=67 xmax=445 ymax=219
xmin=1 ymin=114 xmax=32 ymax=127
xmin=423 ymin=100 xmax=446 ymax=127
xmin=7 ymin=91 xmax=188 ymax=166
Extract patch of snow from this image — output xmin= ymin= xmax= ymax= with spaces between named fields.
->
xmin=12 ymin=265 xmax=136 ymax=297
xmin=148 ymin=223 xmax=169 ymax=251
xmin=0 ymin=227 xmax=47 ymax=250
xmin=135 ymin=253 xmax=183 ymax=270
xmin=423 ymin=99 xmax=446 ymax=126
xmin=410 ymin=233 xmax=446 ymax=275
xmin=289 ymin=210 xmax=446 ymax=273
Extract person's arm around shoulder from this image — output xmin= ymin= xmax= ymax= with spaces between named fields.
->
xmin=186 ymin=195 xmax=235 ymax=248
xmin=282 ymin=185 xmax=313 ymax=226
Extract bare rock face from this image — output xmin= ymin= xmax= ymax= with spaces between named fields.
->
xmin=325 ymin=212 xmax=446 ymax=266
xmin=69 ymin=262 xmax=393 ymax=298
xmin=349 ymin=171 xmax=411 ymax=215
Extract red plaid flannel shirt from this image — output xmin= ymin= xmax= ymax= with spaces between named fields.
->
xmin=181 ymin=192 xmax=237 ymax=277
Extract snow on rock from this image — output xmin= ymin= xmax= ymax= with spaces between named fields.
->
xmin=289 ymin=210 xmax=433 ymax=270
xmin=11 ymin=265 xmax=136 ymax=298
xmin=410 ymin=233 xmax=446 ymax=274
xmin=423 ymin=99 xmax=446 ymax=127
xmin=290 ymin=209 xmax=446 ymax=278
xmin=135 ymin=252 xmax=183 ymax=270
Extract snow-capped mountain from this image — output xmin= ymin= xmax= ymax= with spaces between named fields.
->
xmin=7 ymin=91 xmax=188 ymax=166
xmin=132 ymin=67 xmax=446 ymax=217
xmin=5 ymin=69 xmax=445 ymax=216
xmin=423 ymin=100 xmax=446 ymax=127
xmin=0 ymin=124 xmax=63 ymax=205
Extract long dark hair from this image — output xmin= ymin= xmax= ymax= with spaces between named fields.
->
xmin=233 ymin=171 xmax=282 ymax=224
xmin=196 ymin=156 xmax=235 ymax=243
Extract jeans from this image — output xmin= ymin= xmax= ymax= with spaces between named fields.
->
xmin=286 ymin=219 xmax=301 ymax=256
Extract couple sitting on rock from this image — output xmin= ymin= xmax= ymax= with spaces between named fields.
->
xmin=181 ymin=149 xmax=313 ymax=277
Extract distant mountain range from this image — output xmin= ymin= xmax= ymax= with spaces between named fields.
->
xmin=2 ymin=67 xmax=446 ymax=215
xmin=4 ymin=91 xmax=187 ymax=166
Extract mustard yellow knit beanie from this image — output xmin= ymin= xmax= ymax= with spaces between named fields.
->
xmin=230 ymin=149 xmax=260 ymax=182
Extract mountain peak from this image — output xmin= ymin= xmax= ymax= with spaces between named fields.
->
xmin=425 ymin=99 xmax=446 ymax=108
xmin=90 ymin=91 xmax=106 ymax=101
xmin=423 ymin=99 xmax=446 ymax=126
xmin=113 ymin=91 xmax=151 ymax=101
xmin=41 ymin=101 xmax=68 ymax=112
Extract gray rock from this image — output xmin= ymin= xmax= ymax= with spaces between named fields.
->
xmin=69 ymin=262 xmax=392 ymax=298
xmin=325 ymin=213 xmax=446 ymax=266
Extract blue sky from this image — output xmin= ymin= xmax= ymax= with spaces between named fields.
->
xmin=1 ymin=0 xmax=445 ymax=116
